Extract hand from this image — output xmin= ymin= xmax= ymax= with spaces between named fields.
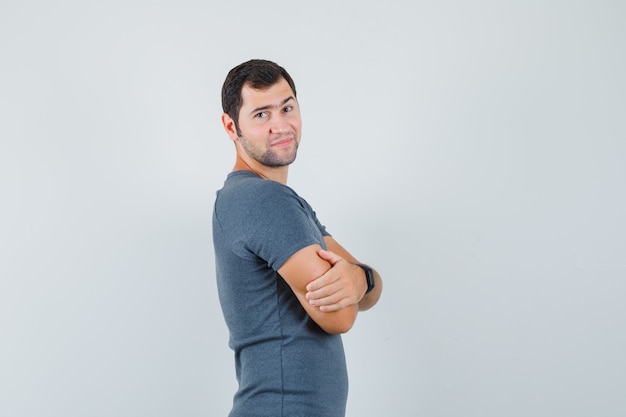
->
xmin=305 ymin=249 xmax=367 ymax=312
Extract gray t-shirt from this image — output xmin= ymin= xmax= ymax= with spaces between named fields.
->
xmin=213 ymin=171 xmax=348 ymax=417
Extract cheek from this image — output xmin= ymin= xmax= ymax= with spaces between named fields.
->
xmin=240 ymin=120 xmax=263 ymax=135
xmin=243 ymin=127 xmax=269 ymax=145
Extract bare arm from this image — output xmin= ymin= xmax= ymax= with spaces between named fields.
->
xmin=305 ymin=236 xmax=383 ymax=312
xmin=277 ymin=243 xmax=358 ymax=334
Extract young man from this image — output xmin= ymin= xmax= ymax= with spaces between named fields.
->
xmin=213 ymin=59 xmax=382 ymax=417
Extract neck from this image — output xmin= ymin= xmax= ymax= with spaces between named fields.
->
xmin=233 ymin=154 xmax=289 ymax=184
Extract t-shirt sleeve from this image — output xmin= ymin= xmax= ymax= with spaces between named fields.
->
xmin=234 ymin=182 xmax=327 ymax=272
xmin=307 ymin=203 xmax=331 ymax=238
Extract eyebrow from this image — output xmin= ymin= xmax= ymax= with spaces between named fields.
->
xmin=249 ymin=96 xmax=295 ymax=116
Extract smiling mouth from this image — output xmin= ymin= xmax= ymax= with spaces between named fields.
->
xmin=271 ymin=137 xmax=293 ymax=147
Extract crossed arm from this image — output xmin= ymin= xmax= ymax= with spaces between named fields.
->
xmin=277 ymin=236 xmax=383 ymax=334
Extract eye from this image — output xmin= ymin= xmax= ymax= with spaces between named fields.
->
xmin=254 ymin=111 xmax=268 ymax=119
xmin=283 ymin=106 xmax=293 ymax=113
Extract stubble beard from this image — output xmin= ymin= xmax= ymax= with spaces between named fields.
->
xmin=238 ymin=134 xmax=299 ymax=167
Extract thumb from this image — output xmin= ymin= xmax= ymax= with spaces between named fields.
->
xmin=318 ymin=248 xmax=342 ymax=265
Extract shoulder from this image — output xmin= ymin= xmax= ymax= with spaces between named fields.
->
xmin=214 ymin=172 xmax=307 ymax=228
xmin=218 ymin=171 xmax=296 ymax=206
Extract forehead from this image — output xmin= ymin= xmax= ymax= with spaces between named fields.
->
xmin=240 ymin=78 xmax=295 ymax=108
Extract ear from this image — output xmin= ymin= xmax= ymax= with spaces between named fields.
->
xmin=221 ymin=113 xmax=239 ymax=142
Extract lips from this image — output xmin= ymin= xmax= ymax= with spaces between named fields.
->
xmin=270 ymin=137 xmax=294 ymax=147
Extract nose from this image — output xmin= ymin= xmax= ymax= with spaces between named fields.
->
xmin=270 ymin=120 xmax=289 ymax=134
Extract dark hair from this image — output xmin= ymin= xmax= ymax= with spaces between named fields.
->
xmin=221 ymin=59 xmax=297 ymax=133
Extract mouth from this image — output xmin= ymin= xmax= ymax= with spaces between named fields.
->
xmin=270 ymin=137 xmax=294 ymax=147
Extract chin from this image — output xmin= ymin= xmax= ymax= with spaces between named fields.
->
xmin=264 ymin=151 xmax=298 ymax=167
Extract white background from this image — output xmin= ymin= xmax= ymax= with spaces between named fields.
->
xmin=1 ymin=1 xmax=625 ymax=416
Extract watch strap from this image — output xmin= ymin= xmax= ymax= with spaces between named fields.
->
xmin=356 ymin=263 xmax=375 ymax=294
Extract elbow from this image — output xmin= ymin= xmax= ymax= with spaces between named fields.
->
xmin=322 ymin=321 xmax=354 ymax=335
xmin=319 ymin=307 xmax=357 ymax=334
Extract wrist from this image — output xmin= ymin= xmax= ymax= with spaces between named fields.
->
xmin=355 ymin=263 xmax=375 ymax=295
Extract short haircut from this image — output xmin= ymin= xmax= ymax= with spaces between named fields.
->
xmin=221 ymin=59 xmax=297 ymax=133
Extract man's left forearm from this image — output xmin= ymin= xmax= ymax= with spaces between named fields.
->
xmin=357 ymin=266 xmax=382 ymax=311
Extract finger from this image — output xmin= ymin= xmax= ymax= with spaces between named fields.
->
xmin=317 ymin=249 xmax=343 ymax=265
xmin=317 ymin=295 xmax=357 ymax=312
xmin=311 ymin=294 xmax=350 ymax=311
xmin=309 ymin=293 xmax=341 ymax=306
xmin=319 ymin=302 xmax=347 ymax=313
xmin=306 ymin=269 xmax=341 ymax=292
xmin=306 ymin=275 xmax=327 ymax=292
xmin=306 ymin=280 xmax=343 ymax=301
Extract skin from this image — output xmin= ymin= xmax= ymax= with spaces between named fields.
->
xmin=221 ymin=78 xmax=300 ymax=184
xmin=221 ymin=78 xmax=382 ymax=334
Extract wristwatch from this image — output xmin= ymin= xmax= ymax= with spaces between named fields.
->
xmin=356 ymin=263 xmax=375 ymax=294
